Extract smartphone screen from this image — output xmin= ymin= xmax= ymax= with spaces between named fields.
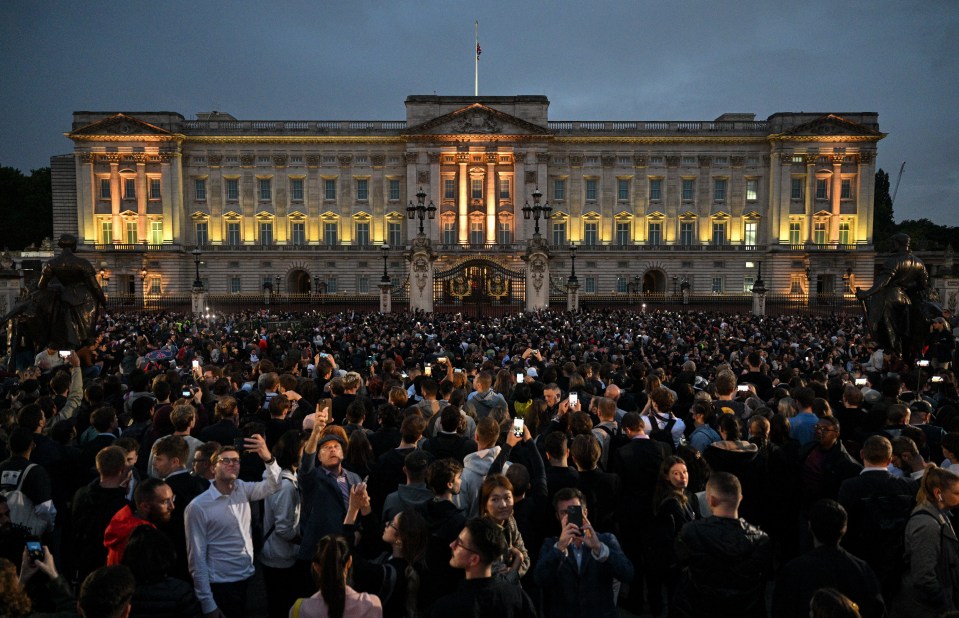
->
xmin=192 ymin=360 xmax=200 ymax=368
xmin=182 ymin=390 xmax=192 ymax=398
xmin=512 ymin=418 xmax=524 ymax=438
xmin=737 ymin=384 xmax=750 ymax=392
xmin=516 ymin=372 xmax=524 ymax=384
xmin=319 ymin=398 xmax=332 ymax=417
xmin=567 ymin=504 xmax=583 ymax=528
xmin=58 ymin=350 xmax=70 ymax=358
xmin=424 ymin=364 xmax=432 ymax=376
xmin=26 ymin=541 xmax=43 ymax=561
xmin=855 ymin=378 xmax=867 ymax=386
xmin=569 ymin=392 xmax=578 ymax=407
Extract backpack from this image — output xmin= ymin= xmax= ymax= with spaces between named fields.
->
xmin=648 ymin=413 xmax=676 ymax=451
xmin=0 ymin=464 xmax=51 ymax=537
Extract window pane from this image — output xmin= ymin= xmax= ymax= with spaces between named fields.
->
xmin=355 ymin=222 xmax=370 ymax=245
xmin=682 ymin=179 xmax=694 ymax=201
xmin=291 ymin=179 xmax=304 ymax=201
xmin=744 ymin=222 xmax=757 ymax=246
xmin=841 ymin=179 xmax=852 ymax=199
xmin=100 ymin=179 xmax=111 ymax=199
xmin=839 ymin=222 xmax=850 ymax=245
xmin=498 ymin=221 xmax=512 ymax=244
xmin=553 ymin=179 xmax=565 ymax=200
xmin=150 ymin=221 xmax=163 ymax=245
xmin=680 ymin=222 xmax=694 ymax=245
xmin=260 ymin=222 xmax=273 ymax=245
xmin=648 ymin=222 xmax=661 ymax=245
xmin=585 ymin=179 xmax=597 ymax=200
xmin=649 ymin=179 xmax=662 ymax=201
xmin=746 ymin=179 xmax=758 ymax=201
xmin=388 ymin=222 xmax=402 ymax=247
xmin=714 ymin=179 xmax=726 ymax=201
xmin=444 ymin=179 xmax=456 ymax=200
xmin=324 ymin=222 xmax=338 ymax=245
xmin=195 ymin=222 xmax=208 ymax=246
xmin=616 ymin=222 xmax=630 ymax=245
xmin=227 ymin=222 xmax=241 ymax=245
xmin=471 ymin=179 xmax=483 ymax=200
xmin=552 ymin=222 xmax=566 ymax=246
xmin=470 ymin=221 xmax=484 ymax=245
xmin=791 ymin=178 xmax=803 ymax=200
xmin=789 ymin=222 xmax=801 ymax=245
xmin=149 ymin=179 xmax=161 ymax=199
xmin=259 ymin=179 xmax=271 ymax=201
xmin=356 ymin=179 xmax=368 ymax=201
xmin=584 ymin=222 xmax=598 ymax=245
xmin=325 ymin=179 xmax=337 ymax=200
xmin=292 ymin=222 xmax=305 ymax=245
xmin=226 ymin=179 xmax=239 ymax=200
xmin=102 ymin=221 xmax=112 ymax=244
xmin=389 ymin=179 xmax=401 ymax=201
xmin=124 ymin=178 xmax=136 ymax=200
xmin=618 ymin=179 xmax=629 ymax=201
xmin=499 ymin=178 xmax=510 ymax=199
xmin=195 ymin=179 xmax=206 ymax=201
xmin=712 ymin=222 xmax=726 ymax=245
xmin=443 ymin=221 xmax=456 ymax=245
xmin=816 ymin=179 xmax=828 ymax=200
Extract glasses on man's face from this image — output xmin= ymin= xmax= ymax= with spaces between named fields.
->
xmin=156 ymin=496 xmax=176 ymax=507
xmin=451 ymin=537 xmax=479 ymax=555
xmin=218 ymin=457 xmax=241 ymax=465
xmin=815 ymin=425 xmax=838 ymax=433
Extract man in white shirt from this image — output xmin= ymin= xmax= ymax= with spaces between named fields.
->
xmin=184 ymin=434 xmax=280 ymax=618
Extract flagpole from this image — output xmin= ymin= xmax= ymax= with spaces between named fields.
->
xmin=474 ymin=20 xmax=479 ymax=96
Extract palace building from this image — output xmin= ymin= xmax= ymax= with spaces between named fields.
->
xmin=51 ymin=95 xmax=882 ymax=309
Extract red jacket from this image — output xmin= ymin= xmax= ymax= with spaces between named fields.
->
xmin=103 ymin=505 xmax=153 ymax=565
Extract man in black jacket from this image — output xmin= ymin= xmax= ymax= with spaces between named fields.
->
xmin=672 ymin=472 xmax=772 ymax=618
xmin=71 ymin=445 xmax=131 ymax=584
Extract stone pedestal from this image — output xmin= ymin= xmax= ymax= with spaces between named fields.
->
xmin=523 ymin=236 xmax=550 ymax=311
xmin=378 ymin=280 xmax=392 ymax=314
xmin=191 ymin=287 xmax=207 ymax=317
xmin=408 ymin=236 xmax=437 ymax=313
xmin=751 ymin=266 xmax=767 ymax=316
xmin=566 ymin=281 xmax=580 ymax=312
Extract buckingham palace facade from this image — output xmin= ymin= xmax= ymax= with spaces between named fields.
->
xmin=51 ymin=95 xmax=882 ymax=305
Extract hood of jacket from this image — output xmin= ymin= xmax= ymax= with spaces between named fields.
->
xmin=104 ymin=505 xmax=152 ymax=557
xmin=463 ymin=446 xmax=501 ymax=476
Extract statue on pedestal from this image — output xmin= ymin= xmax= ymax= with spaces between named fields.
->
xmin=856 ymin=233 xmax=942 ymax=362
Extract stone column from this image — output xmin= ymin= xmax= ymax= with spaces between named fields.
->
xmin=566 ymin=280 xmax=579 ymax=311
xmin=751 ymin=263 xmax=767 ymax=316
xmin=830 ymin=156 xmax=843 ymax=243
xmin=857 ymin=151 xmax=876 ymax=244
xmin=804 ymin=154 xmax=817 ymax=243
xmin=378 ymin=279 xmax=392 ymax=314
xmin=191 ymin=286 xmax=207 ymax=318
xmin=457 ymin=155 xmax=469 ymax=244
xmin=486 ymin=153 xmax=497 ymax=244
xmin=523 ymin=237 xmax=550 ymax=311
xmin=407 ymin=236 xmax=436 ymax=313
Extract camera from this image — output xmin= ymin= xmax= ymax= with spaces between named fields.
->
xmin=26 ymin=541 xmax=44 ymax=562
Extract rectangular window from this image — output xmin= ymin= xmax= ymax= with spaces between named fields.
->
xmin=816 ymin=179 xmax=828 ymax=200
xmin=744 ymin=222 xmax=758 ymax=246
xmin=841 ymin=179 xmax=852 ymax=199
xmin=813 ymin=221 xmax=827 ymax=245
xmin=443 ymin=220 xmax=456 ymax=245
xmin=712 ymin=277 xmax=724 ymax=293
xmin=714 ymin=179 xmax=727 ymax=201
xmin=679 ymin=221 xmax=694 ymax=245
xmin=585 ymin=179 xmax=597 ymax=201
xmin=195 ymin=179 xmax=207 ymax=201
xmin=617 ymin=179 xmax=630 ymax=201
xmin=123 ymin=178 xmax=136 ymax=200
xmin=499 ymin=178 xmax=510 ymax=199
xmin=260 ymin=222 xmax=273 ymax=245
xmin=227 ymin=222 xmax=241 ymax=246
xmin=195 ymin=222 xmax=208 ymax=246
xmin=444 ymin=179 xmax=456 ymax=200
xmin=326 ymin=277 xmax=338 ymax=294
xmin=471 ymin=179 xmax=483 ymax=200
xmin=149 ymin=178 xmax=161 ymax=200
xmin=616 ymin=277 xmax=628 ymax=293
xmin=584 ymin=222 xmax=598 ymax=245
xmin=355 ymin=222 xmax=370 ymax=245
xmin=469 ymin=221 xmax=484 ymax=245
xmin=291 ymin=222 xmax=306 ymax=246
xmin=388 ymin=222 xmax=403 ymax=247
xmin=648 ymin=222 xmax=662 ymax=246
xmin=258 ymin=178 xmax=272 ymax=201
xmin=746 ymin=179 xmax=758 ymax=201
xmin=230 ymin=276 xmax=241 ymax=293
xmin=649 ymin=179 xmax=662 ymax=201
xmin=149 ymin=221 xmax=162 ymax=245
xmin=357 ymin=275 xmax=370 ymax=294
xmin=226 ymin=178 xmax=239 ymax=201
xmin=615 ymin=222 xmax=630 ymax=245
xmin=290 ymin=178 xmax=304 ymax=201
xmin=585 ymin=277 xmax=597 ymax=293
xmin=125 ymin=221 xmax=137 ymax=244
xmin=712 ymin=221 xmax=726 ymax=245
xmin=789 ymin=222 xmax=801 ymax=245
xmin=101 ymin=220 xmax=112 ymax=244
xmin=389 ymin=179 xmax=401 ymax=201
xmin=682 ymin=179 xmax=695 ymax=201
xmin=324 ymin=222 xmax=338 ymax=246
xmin=744 ymin=276 xmax=755 ymax=294
xmin=553 ymin=179 xmax=566 ymax=200
xmin=148 ymin=276 xmax=161 ymax=295
xmin=791 ymin=178 xmax=804 ymax=200
xmin=356 ymin=179 xmax=369 ymax=201
xmin=839 ymin=221 xmax=851 ymax=245
xmin=552 ymin=221 xmax=567 ymax=246
xmin=498 ymin=221 xmax=512 ymax=244
xmin=324 ymin=179 xmax=337 ymax=200
xmin=99 ymin=178 xmax=111 ymax=199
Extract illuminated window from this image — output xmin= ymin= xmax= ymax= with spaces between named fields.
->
xmin=99 ymin=179 xmax=111 ymax=199
xmin=356 ymin=179 xmax=369 ymax=201
xmin=149 ymin=179 xmax=161 ymax=200
xmin=388 ymin=222 xmax=403 ymax=247
xmin=149 ymin=221 xmax=162 ymax=245
xmin=839 ymin=222 xmax=851 ymax=245
xmin=291 ymin=222 xmax=306 ymax=246
xmin=816 ymin=179 xmax=828 ymax=200
xmin=443 ymin=220 xmax=456 ymax=245
xmin=498 ymin=220 xmax=512 ymax=244
xmin=444 ymin=179 xmax=456 ymax=200
xmin=195 ymin=179 xmax=206 ymax=201
xmin=101 ymin=220 xmax=112 ymax=244
xmin=789 ymin=222 xmax=801 ymax=245
xmin=616 ymin=222 xmax=630 ymax=245
xmin=680 ymin=222 xmax=695 ymax=246
xmin=124 ymin=178 xmax=136 ymax=200
xmin=125 ymin=221 xmax=137 ymax=244
xmin=290 ymin=179 xmax=304 ymax=201
xmin=324 ymin=222 xmax=338 ymax=246
xmin=713 ymin=179 xmax=727 ymax=201
xmin=712 ymin=221 xmax=726 ymax=245
xmin=746 ymin=179 xmax=758 ymax=201
xmin=553 ymin=179 xmax=565 ymax=200
xmin=389 ymin=179 xmax=401 ymax=201
xmin=227 ymin=222 xmax=241 ymax=246
xmin=470 ymin=221 xmax=484 ymax=245
xmin=584 ymin=222 xmax=598 ymax=245
xmin=499 ymin=178 xmax=511 ymax=199
xmin=324 ymin=179 xmax=337 ymax=200
xmin=148 ymin=276 xmax=161 ymax=295
xmin=260 ymin=222 xmax=273 ymax=245
xmin=552 ymin=221 xmax=566 ymax=246
xmin=682 ymin=179 xmax=695 ymax=201
xmin=357 ymin=275 xmax=370 ymax=294
xmin=195 ymin=222 xmax=208 ymax=246
xmin=744 ymin=222 xmax=757 ymax=246
xmin=712 ymin=277 xmax=724 ymax=293
xmin=791 ymin=178 xmax=804 ymax=200
xmin=813 ymin=221 xmax=827 ymax=245
xmin=618 ymin=179 xmax=630 ymax=201
xmin=226 ymin=179 xmax=239 ymax=201
xmin=585 ymin=179 xmax=597 ymax=201
xmin=743 ymin=276 xmax=754 ymax=293
xmin=230 ymin=277 xmax=241 ymax=293
xmin=649 ymin=179 xmax=662 ymax=201
xmin=471 ymin=179 xmax=483 ymax=200
xmin=616 ymin=277 xmax=628 ymax=293
xmin=841 ymin=179 xmax=852 ymax=199
xmin=647 ymin=222 xmax=661 ymax=246
xmin=355 ymin=222 xmax=370 ymax=245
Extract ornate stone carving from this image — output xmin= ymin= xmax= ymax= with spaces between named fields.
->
xmin=404 ymin=152 xmax=419 ymax=164
xmin=698 ymin=156 xmax=711 ymax=167
xmin=514 ymin=152 xmax=527 ymax=165
xmin=666 ymin=156 xmax=680 ymax=167
xmin=536 ymin=152 xmax=550 ymax=165
xmin=273 ymin=154 xmax=288 ymax=167
xmin=601 ymin=155 xmax=616 ymax=167
xmin=730 ymin=156 xmax=745 ymax=168
xmin=830 ymin=154 xmax=845 ymax=165
xmin=78 ymin=152 xmax=95 ymax=164
xmin=633 ymin=155 xmax=647 ymax=168
xmin=103 ymin=153 xmax=122 ymax=164
xmin=337 ymin=155 xmax=353 ymax=167
xmin=208 ymin=154 xmax=223 ymax=167
xmin=569 ymin=155 xmax=584 ymax=167
xmin=780 ymin=153 xmax=794 ymax=164
xmin=456 ymin=152 xmax=470 ymax=164
xmin=371 ymin=154 xmax=386 ymax=167
xmin=417 ymin=171 xmax=430 ymax=185
xmin=525 ymin=171 xmax=537 ymax=185
xmin=803 ymin=153 xmax=819 ymax=165
xmin=486 ymin=153 xmax=498 ymax=164
xmin=306 ymin=154 xmax=321 ymax=166
xmin=455 ymin=109 xmax=501 ymax=134
xmin=857 ymin=151 xmax=875 ymax=165
xmin=240 ymin=154 xmax=255 ymax=167
xmin=427 ymin=152 xmax=441 ymax=164
xmin=528 ymin=253 xmax=547 ymax=292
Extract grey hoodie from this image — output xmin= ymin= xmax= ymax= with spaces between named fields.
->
xmin=453 ymin=446 xmax=501 ymax=517
xmin=382 ymin=482 xmax=434 ymax=521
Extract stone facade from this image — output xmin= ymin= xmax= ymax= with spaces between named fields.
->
xmin=54 ymin=95 xmax=883 ymax=301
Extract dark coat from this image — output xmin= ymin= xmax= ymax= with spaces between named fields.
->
xmin=798 ymin=440 xmax=863 ymax=508
xmin=197 ymin=418 xmax=239 ymax=446
xmin=575 ymin=468 xmax=621 ymax=534
xmin=771 ymin=545 xmax=885 ymax=618
xmin=129 ymin=576 xmax=202 ymax=618
xmin=610 ymin=437 xmax=670 ymax=518
xmin=296 ymin=453 xmax=361 ymax=562
xmin=70 ymin=480 xmax=129 ymax=580
xmin=430 ymin=576 xmax=537 ymax=618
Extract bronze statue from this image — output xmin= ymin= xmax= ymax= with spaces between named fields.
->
xmin=3 ymin=234 xmax=106 ymax=351
xmin=856 ymin=233 xmax=942 ymax=362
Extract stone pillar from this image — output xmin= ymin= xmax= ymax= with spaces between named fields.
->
xmin=191 ymin=286 xmax=207 ymax=318
xmin=407 ymin=236 xmax=437 ymax=313
xmin=566 ymin=280 xmax=579 ymax=312
xmin=379 ymin=280 xmax=392 ymax=314
xmin=751 ymin=263 xmax=767 ymax=316
xmin=457 ymin=155 xmax=469 ymax=244
xmin=830 ymin=157 xmax=843 ymax=243
xmin=523 ymin=237 xmax=550 ymax=311
xmin=486 ymin=153 xmax=497 ymax=244
xmin=804 ymin=155 xmax=817 ymax=243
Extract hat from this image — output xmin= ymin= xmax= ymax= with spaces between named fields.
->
xmin=316 ymin=433 xmax=346 ymax=449
xmin=909 ymin=400 xmax=933 ymax=415
xmin=862 ymin=389 xmax=881 ymax=405
xmin=934 ymin=317 xmax=948 ymax=325
xmin=694 ymin=376 xmax=708 ymax=391
xmin=526 ymin=367 xmax=539 ymax=378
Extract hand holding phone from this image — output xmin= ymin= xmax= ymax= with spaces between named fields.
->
xmin=566 ymin=505 xmax=583 ymax=529
xmin=512 ymin=418 xmax=524 ymax=438
xmin=26 ymin=541 xmax=44 ymax=562
xmin=569 ymin=392 xmax=579 ymax=407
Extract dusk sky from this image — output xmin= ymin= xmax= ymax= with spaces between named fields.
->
xmin=2 ymin=1 xmax=957 ymax=226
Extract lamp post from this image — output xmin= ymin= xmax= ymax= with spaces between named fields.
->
xmin=672 ymin=275 xmax=678 ymax=296
xmin=381 ymin=244 xmax=391 ymax=284
xmin=140 ymin=267 xmax=147 ymax=307
xmin=568 ymin=243 xmax=578 ymax=285
xmin=406 ymin=187 xmax=436 ymax=236
xmin=192 ymin=247 xmax=203 ymax=290
xmin=522 ymin=187 xmax=552 ymax=237
xmin=274 ymin=275 xmax=281 ymax=295
xmin=313 ymin=275 xmax=320 ymax=295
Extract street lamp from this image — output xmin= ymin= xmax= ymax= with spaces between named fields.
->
xmin=567 ymin=243 xmax=578 ymax=285
xmin=671 ymin=275 xmax=678 ymax=296
xmin=381 ymin=244 xmax=391 ymax=284
xmin=274 ymin=275 xmax=281 ymax=294
xmin=522 ymin=187 xmax=552 ymax=237
xmin=313 ymin=275 xmax=320 ymax=294
xmin=140 ymin=267 xmax=147 ymax=292
xmin=192 ymin=247 xmax=203 ymax=289
xmin=406 ymin=187 xmax=436 ymax=236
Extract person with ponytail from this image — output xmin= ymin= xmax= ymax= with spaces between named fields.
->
xmin=894 ymin=465 xmax=959 ymax=617
xmin=292 ymin=535 xmax=382 ymax=618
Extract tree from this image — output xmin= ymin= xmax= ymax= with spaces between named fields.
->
xmin=873 ymin=169 xmax=895 ymax=251
xmin=0 ymin=166 xmax=52 ymax=250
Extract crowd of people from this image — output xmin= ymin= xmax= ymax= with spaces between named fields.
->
xmin=0 ymin=305 xmax=958 ymax=618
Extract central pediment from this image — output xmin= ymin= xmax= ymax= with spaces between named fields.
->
xmin=404 ymin=103 xmax=550 ymax=137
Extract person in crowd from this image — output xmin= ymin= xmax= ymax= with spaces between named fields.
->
xmin=421 ymin=458 xmax=466 ymax=611
xmin=292 ymin=534 xmax=383 ymax=618
xmin=478 ymin=473 xmax=530 ymax=585
xmin=71 ymin=444 xmax=131 ymax=584
xmin=259 ymin=429 xmax=302 ymax=618
xmin=382 ymin=449 xmax=433 ymax=522
xmin=104 ymin=476 xmax=175 ymax=565
xmin=455 ymin=416 xmax=502 ymax=517
xmin=0 ymin=545 xmax=75 ymax=616
xmin=650 ymin=455 xmax=698 ymax=606
xmin=120 ymin=525 xmax=201 ymax=617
